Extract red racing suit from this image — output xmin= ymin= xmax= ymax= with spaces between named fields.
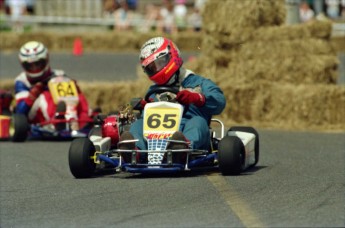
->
xmin=14 ymin=69 xmax=90 ymax=128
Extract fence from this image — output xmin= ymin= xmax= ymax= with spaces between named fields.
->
xmin=35 ymin=0 xmax=103 ymax=18
xmin=1 ymin=0 xmax=344 ymax=34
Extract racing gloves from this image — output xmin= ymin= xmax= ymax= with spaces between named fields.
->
xmin=176 ymin=90 xmax=205 ymax=107
xmin=25 ymin=82 xmax=45 ymax=106
xmin=131 ymin=98 xmax=153 ymax=110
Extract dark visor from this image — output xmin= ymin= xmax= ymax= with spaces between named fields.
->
xmin=144 ymin=54 xmax=171 ymax=77
xmin=22 ymin=59 xmax=47 ymax=73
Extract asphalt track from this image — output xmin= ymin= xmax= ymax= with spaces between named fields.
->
xmin=0 ymin=52 xmax=345 ymax=227
xmin=1 ymin=52 xmax=344 ymax=83
xmin=0 ymin=130 xmax=344 ymax=227
xmin=0 ymin=51 xmax=199 ymax=81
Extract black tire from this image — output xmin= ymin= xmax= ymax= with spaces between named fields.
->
xmin=88 ymin=126 xmax=102 ymax=138
xmin=11 ymin=113 xmax=29 ymax=142
xmin=69 ymin=138 xmax=96 ymax=178
xmin=229 ymin=126 xmax=259 ymax=166
xmin=218 ymin=136 xmax=245 ymax=175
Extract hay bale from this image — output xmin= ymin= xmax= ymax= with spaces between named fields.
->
xmin=0 ymin=31 xmax=202 ymax=52
xmin=218 ymin=82 xmax=345 ymax=131
xmin=190 ymin=0 xmax=344 ymax=131
xmin=203 ymin=0 xmax=285 ymax=33
xmin=331 ymin=36 xmax=345 ymax=53
xmin=225 ymin=55 xmax=338 ymax=84
xmin=79 ymin=77 xmax=150 ymax=113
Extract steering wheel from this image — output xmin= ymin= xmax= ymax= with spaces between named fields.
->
xmin=144 ymin=86 xmax=179 ymax=102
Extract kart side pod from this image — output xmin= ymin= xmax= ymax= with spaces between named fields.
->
xmin=218 ymin=126 xmax=259 ymax=175
xmin=227 ymin=131 xmax=256 ymax=169
xmin=102 ymin=115 xmax=120 ymax=147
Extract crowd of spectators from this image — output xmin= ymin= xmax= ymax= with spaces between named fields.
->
xmin=1 ymin=0 xmax=345 ymax=33
xmin=299 ymin=0 xmax=345 ymax=23
xmin=105 ymin=0 xmax=345 ymax=32
xmin=103 ymin=0 xmax=205 ymax=33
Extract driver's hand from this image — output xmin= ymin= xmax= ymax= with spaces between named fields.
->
xmin=176 ymin=90 xmax=205 ymax=107
xmin=131 ymin=98 xmax=152 ymax=110
xmin=29 ymin=82 xmax=45 ymax=100
xmin=24 ymin=82 xmax=45 ymax=106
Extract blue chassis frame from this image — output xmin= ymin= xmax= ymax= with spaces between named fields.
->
xmin=92 ymin=118 xmax=225 ymax=174
xmin=96 ymin=149 xmax=218 ymax=174
xmin=29 ymin=124 xmax=91 ymax=140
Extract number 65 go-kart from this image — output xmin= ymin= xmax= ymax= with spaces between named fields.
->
xmin=68 ymin=87 xmax=259 ymax=178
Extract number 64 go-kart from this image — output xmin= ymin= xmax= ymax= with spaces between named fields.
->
xmin=8 ymin=76 xmax=98 ymax=142
xmin=68 ymin=87 xmax=259 ymax=178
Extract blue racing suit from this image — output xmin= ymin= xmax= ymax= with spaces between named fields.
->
xmin=130 ymin=69 xmax=226 ymax=150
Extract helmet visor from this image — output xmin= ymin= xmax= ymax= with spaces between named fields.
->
xmin=144 ymin=54 xmax=171 ymax=77
xmin=22 ymin=59 xmax=48 ymax=74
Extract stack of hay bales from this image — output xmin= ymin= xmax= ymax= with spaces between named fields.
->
xmin=189 ymin=0 xmax=345 ymax=131
xmin=0 ymin=31 xmax=202 ymax=52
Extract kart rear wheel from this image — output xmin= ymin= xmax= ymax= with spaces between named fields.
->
xmin=11 ymin=113 xmax=29 ymax=142
xmin=229 ymin=126 xmax=259 ymax=166
xmin=69 ymin=138 xmax=96 ymax=178
xmin=218 ymin=135 xmax=244 ymax=175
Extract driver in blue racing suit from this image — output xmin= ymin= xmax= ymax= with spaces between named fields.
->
xmin=119 ymin=37 xmax=226 ymax=161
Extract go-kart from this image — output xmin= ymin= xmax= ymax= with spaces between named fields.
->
xmin=8 ymin=77 xmax=99 ymax=142
xmin=0 ymin=90 xmax=13 ymax=140
xmin=68 ymin=87 xmax=259 ymax=178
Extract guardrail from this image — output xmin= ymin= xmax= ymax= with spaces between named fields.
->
xmin=0 ymin=15 xmax=143 ymax=26
xmin=332 ymin=23 xmax=345 ymax=36
xmin=1 ymin=14 xmax=344 ymax=34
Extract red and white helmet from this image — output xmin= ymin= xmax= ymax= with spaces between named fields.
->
xmin=140 ymin=37 xmax=183 ymax=85
xmin=19 ymin=41 xmax=51 ymax=83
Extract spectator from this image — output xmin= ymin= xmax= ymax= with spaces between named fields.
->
xmin=114 ymin=0 xmax=133 ymax=31
xmin=188 ymin=6 xmax=202 ymax=32
xmin=299 ymin=1 xmax=315 ymax=23
xmin=103 ymin=0 xmax=117 ymax=17
xmin=0 ymin=0 xmax=5 ymax=12
xmin=341 ymin=0 xmax=345 ymax=19
xmin=7 ymin=0 xmax=26 ymax=32
xmin=4 ymin=0 xmax=10 ymax=15
xmin=25 ymin=0 xmax=35 ymax=15
xmin=187 ymin=0 xmax=206 ymax=32
xmin=194 ymin=0 xmax=206 ymax=11
xmin=141 ymin=3 xmax=160 ymax=33
xmin=325 ymin=0 xmax=340 ymax=19
xmin=157 ymin=0 xmax=177 ymax=34
xmin=126 ymin=0 xmax=137 ymax=11
xmin=174 ymin=0 xmax=187 ymax=31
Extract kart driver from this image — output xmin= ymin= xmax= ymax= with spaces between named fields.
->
xmin=14 ymin=41 xmax=90 ymax=132
xmin=119 ymin=37 xmax=226 ymax=161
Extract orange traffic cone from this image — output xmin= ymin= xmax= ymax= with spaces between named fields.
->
xmin=73 ymin=37 xmax=83 ymax=56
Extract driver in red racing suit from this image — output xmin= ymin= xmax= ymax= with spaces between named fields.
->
xmin=14 ymin=41 xmax=90 ymax=131
xmin=119 ymin=37 xmax=226 ymax=161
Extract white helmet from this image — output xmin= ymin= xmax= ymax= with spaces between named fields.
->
xmin=19 ymin=41 xmax=51 ymax=83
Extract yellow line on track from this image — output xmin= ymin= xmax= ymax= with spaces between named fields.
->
xmin=207 ymin=173 xmax=265 ymax=228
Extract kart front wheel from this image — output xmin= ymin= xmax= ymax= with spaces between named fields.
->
xmin=218 ymin=136 xmax=245 ymax=175
xmin=11 ymin=113 xmax=29 ymax=142
xmin=69 ymin=138 xmax=96 ymax=178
